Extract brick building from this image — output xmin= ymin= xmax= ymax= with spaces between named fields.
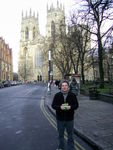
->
xmin=0 ymin=37 xmax=13 ymax=81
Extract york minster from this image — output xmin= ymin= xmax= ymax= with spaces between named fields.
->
xmin=18 ymin=1 xmax=65 ymax=82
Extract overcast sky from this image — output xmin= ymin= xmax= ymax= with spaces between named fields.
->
xmin=0 ymin=0 xmax=74 ymax=73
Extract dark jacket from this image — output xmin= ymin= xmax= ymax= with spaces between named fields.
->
xmin=51 ymin=92 xmax=79 ymax=121
xmin=69 ymin=82 xmax=79 ymax=96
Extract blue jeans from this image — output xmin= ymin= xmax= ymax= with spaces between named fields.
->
xmin=57 ymin=120 xmax=74 ymax=150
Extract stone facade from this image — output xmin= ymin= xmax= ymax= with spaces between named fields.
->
xmin=18 ymin=9 xmax=45 ymax=81
xmin=18 ymin=1 xmax=65 ymax=82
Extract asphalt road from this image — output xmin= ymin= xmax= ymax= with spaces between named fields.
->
xmin=0 ymin=83 xmax=58 ymax=150
xmin=0 ymin=83 xmax=96 ymax=150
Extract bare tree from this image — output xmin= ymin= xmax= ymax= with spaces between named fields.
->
xmin=47 ymin=19 xmax=72 ymax=79
xmin=73 ymin=0 xmax=113 ymax=87
xmin=68 ymin=22 xmax=91 ymax=84
xmin=67 ymin=25 xmax=80 ymax=74
xmin=18 ymin=54 xmax=33 ymax=81
xmin=52 ymin=35 xmax=72 ymax=79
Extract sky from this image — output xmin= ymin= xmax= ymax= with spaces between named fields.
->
xmin=0 ymin=0 xmax=74 ymax=73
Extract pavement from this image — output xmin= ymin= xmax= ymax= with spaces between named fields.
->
xmin=45 ymin=85 xmax=113 ymax=150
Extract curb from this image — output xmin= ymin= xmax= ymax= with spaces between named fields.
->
xmin=46 ymin=104 xmax=103 ymax=150
xmin=73 ymin=126 xmax=103 ymax=150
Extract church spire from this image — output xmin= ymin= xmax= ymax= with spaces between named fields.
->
xmin=63 ymin=4 xmax=65 ymax=12
xmin=51 ymin=3 xmax=54 ymax=9
xmin=33 ymin=11 xmax=35 ymax=17
xmin=22 ymin=10 xmax=23 ymax=18
xmin=30 ymin=8 xmax=32 ymax=16
xmin=60 ymin=3 xmax=62 ymax=10
xmin=37 ymin=12 xmax=39 ymax=20
xmin=47 ymin=3 xmax=48 ymax=12
xmin=57 ymin=0 xmax=59 ymax=8
xmin=26 ymin=11 xmax=27 ymax=18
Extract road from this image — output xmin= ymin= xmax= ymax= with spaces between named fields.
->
xmin=0 ymin=83 xmax=58 ymax=150
xmin=0 ymin=83 xmax=95 ymax=150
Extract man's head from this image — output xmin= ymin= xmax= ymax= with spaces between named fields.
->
xmin=60 ymin=80 xmax=69 ymax=93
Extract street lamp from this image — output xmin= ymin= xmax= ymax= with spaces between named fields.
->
xmin=48 ymin=49 xmax=53 ymax=93
xmin=48 ymin=49 xmax=52 ymax=81
xmin=24 ymin=47 xmax=27 ymax=82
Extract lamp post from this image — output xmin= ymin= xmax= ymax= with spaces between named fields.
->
xmin=48 ymin=49 xmax=52 ymax=93
xmin=24 ymin=47 xmax=27 ymax=83
xmin=48 ymin=49 xmax=51 ymax=81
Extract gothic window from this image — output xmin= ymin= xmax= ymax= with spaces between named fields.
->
xmin=51 ymin=21 xmax=55 ymax=37
xmin=61 ymin=20 xmax=66 ymax=36
xmin=55 ymin=13 xmax=57 ymax=17
xmin=35 ymin=48 xmax=43 ymax=68
xmin=25 ymin=27 xmax=29 ymax=40
xmin=33 ymin=27 xmax=36 ymax=39
xmin=60 ymin=20 xmax=63 ymax=33
xmin=23 ymin=47 xmax=27 ymax=55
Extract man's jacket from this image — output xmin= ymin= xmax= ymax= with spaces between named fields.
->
xmin=69 ymin=82 xmax=79 ymax=96
xmin=51 ymin=92 xmax=79 ymax=121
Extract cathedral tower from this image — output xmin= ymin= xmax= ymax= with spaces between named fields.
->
xmin=46 ymin=0 xmax=66 ymax=38
xmin=18 ymin=9 xmax=45 ymax=82
xmin=18 ymin=1 xmax=66 ymax=82
xmin=45 ymin=1 xmax=66 ymax=79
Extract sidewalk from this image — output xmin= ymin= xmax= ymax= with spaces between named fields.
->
xmin=45 ymin=85 xmax=113 ymax=150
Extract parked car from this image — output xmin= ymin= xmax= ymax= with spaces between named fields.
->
xmin=2 ymin=80 xmax=11 ymax=87
xmin=11 ymin=81 xmax=17 ymax=86
xmin=17 ymin=80 xmax=23 ymax=85
xmin=0 ymin=82 xmax=4 ymax=88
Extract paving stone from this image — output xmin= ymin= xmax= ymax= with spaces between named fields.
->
xmin=46 ymin=85 xmax=113 ymax=150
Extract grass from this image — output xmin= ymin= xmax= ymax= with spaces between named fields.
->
xmin=81 ymin=83 xmax=113 ymax=95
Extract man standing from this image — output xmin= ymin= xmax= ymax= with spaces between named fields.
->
xmin=69 ymin=78 xmax=79 ymax=96
xmin=52 ymin=80 xmax=79 ymax=150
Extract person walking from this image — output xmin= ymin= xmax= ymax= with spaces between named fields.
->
xmin=69 ymin=78 xmax=79 ymax=96
xmin=51 ymin=80 xmax=79 ymax=150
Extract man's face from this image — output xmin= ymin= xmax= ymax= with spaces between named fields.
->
xmin=61 ymin=82 xmax=69 ymax=93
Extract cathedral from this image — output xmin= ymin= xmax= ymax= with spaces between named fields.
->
xmin=18 ymin=1 xmax=65 ymax=82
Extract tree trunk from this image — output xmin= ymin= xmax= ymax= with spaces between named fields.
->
xmin=81 ymin=61 xmax=85 ymax=84
xmin=98 ymin=31 xmax=104 ymax=88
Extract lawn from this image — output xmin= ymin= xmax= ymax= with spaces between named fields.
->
xmin=80 ymin=83 xmax=113 ymax=95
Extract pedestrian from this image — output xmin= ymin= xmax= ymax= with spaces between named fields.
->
xmin=69 ymin=78 xmax=79 ymax=96
xmin=55 ymin=80 xmax=61 ymax=89
xmin=51 ymin=80 xmax=79 ymax=150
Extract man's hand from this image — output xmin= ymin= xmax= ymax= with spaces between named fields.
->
xmin=66 ymin=105 xmax=71 ymax=110
xmin=60 ymin=103 xmax=71 ymax=110
xmin=60 ymin=105 xmax=65 ymax=110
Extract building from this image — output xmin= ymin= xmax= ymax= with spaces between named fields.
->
xmin=18 ymin=1 xmax=65 ymax=82
xmin=18 ymin=9 xmax=45 ymax=82
xmin=45 ymin=1 xmax=66 ymax=80
xmin=13 ymin=72 xmax=18 ymax=81
xmin=0 ymin=37 xmax=13 ymax=81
